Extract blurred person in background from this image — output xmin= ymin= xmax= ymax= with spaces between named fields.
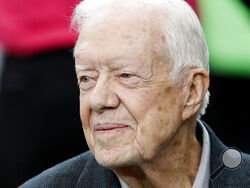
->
xmin=0 ymin=0 xmax=88 ymax=187
xmin=0 ymin=45 xmax=4 ymax=89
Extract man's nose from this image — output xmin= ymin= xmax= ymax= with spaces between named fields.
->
xmin=88 ymin=75 xmax=120 ymax=113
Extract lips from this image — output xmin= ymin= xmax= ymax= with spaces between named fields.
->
xmin=94 ymin=123 xmax=129 ymax=132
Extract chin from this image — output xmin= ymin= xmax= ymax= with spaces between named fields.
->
xmin=92 ymin=145 xmax=142 ymax=169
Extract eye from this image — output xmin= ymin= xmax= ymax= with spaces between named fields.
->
xmin=79 ymin=75 xmax=96 ymax=91
xmin=80 ymin=76 xmax=92 ymax=83
xmin=121 ymin=73 xmax=133 ymax=78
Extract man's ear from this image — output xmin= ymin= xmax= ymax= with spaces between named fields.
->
xmin=182 ymin=69 xmax=209 ymax=121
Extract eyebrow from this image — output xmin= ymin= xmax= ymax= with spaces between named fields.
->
xmin=75 ymin=65 xmax=94 ymax=72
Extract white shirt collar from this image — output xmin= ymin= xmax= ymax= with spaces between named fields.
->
xmin=117 ymin=120 xmax=211 ymax=188
xmin=193 ymin=119 xmax=210 ymax=188
xmin=117 ymin=176 xmax=131 ymax=188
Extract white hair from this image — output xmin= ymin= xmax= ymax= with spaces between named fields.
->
xmin=71 ymin=0 xmax=210 ymax=117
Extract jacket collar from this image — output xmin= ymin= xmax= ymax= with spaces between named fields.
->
xmin=200 ymin=120 xmax=227 ymax=174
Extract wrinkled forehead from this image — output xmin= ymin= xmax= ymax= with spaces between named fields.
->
xmin=79 ymin=3 xmax=161 ymax=33
xmin=74 ymin=8 xmax=166 ymax=55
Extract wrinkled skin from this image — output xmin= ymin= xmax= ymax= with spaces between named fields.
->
xmin=74 ymin=11 xmax=209 ymax=188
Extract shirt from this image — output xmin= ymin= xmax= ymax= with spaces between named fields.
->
xmin=117 ymin=119 xmax=211 ymax=188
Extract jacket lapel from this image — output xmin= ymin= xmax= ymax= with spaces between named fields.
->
xmin=76 ymin=152 xmax=121 ymax=188
xmin=202 ymin=121 xmax=250 ymax=188
xmin=202 ymin=121 xmax=227 ymax=187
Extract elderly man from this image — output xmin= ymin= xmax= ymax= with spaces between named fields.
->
xmin=20 ymin=0 xmax=250 ymax=187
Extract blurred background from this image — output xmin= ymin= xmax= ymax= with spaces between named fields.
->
xmin=0 ymin=0 xmax=249 ymax=187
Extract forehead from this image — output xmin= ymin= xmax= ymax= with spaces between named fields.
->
xmin=74 ymin=11 xmax=166 ymax=64
xmin=78 ymin=7 xmax=158 ymax=39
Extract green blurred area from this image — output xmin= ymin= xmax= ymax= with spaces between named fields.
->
xmin=200 ymin=0 xmax=250 ymax=77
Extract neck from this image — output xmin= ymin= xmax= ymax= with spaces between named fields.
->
xmin=113 ymin=117 xmax=202 ymax=188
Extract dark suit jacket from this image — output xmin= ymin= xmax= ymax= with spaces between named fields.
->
xmin=19 ymin=122 xmax=250 ymax=188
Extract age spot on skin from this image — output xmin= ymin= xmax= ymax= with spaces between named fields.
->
xmin=173 ymin=140 xmax=180 ymax=146
xmin=128 ymin=41 xmax=134 ymax=46
xmin=165 ymin=87 xmax=172 ymax=93
xmin=140 ymin=27 xmax=146 ymax=33
xmin=160 ymin=35 xmax=165 ymax=43
xmin=122 ymin=35 xmax=132 ymax=39
xmin=169 ymin=96 xmax=178 ymax=106
xmin=177 ymin=155 xmax=186 ymax=163
xmin=158 ymin=106 xmax=162 ymax=111
xmin=155 ymin=55 xmax=162 ymax=63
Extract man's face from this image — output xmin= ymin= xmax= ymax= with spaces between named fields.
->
xmin=75 ymin=14 xmax=186 ymax=168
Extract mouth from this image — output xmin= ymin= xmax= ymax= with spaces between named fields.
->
xmin=94 ymin=123 xmax=129 ymax=133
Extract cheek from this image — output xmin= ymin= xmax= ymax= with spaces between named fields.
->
xmin=135 ymin=109 xmax=172 ymax=158
xmin=133 ymin=90 xmax=183 ymax=159
xmin=116 ymin=88 xmax=146 ymax=120
xmin=79 ymin=95 xmax=90 ymax=127
xmin=79 ymin=95 xmax=94 ymax=146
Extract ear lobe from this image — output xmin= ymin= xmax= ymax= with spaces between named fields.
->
xmin=182 ymin=69 xmax=209 ymax=121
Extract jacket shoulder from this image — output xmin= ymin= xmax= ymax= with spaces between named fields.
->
xmin=211 ymin=152 xmax=250 ymax=187
xmin=19 ymin=151 xmax=93 ymax=188
xmin=241 ymin=152 xmax=250 ymax=177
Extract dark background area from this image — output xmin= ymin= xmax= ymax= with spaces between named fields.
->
xmin=242 ymin=0 xmax=249 ymax=8
xmin=0 ymin=50 xmax=89 ymax=188
xmin=203 ymin=74 xmax=250 ymax=154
